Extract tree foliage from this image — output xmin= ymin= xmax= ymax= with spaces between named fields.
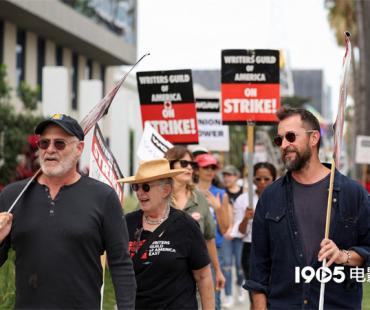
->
xmin=327 ymin=0 xmax=357 ymax=46
xmin=326 ymin=0 xmax=370 ymax=178
xmin=0 ymin=64 xmax=43 ymax=186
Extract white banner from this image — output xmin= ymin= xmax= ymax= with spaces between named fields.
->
xmin=196 ymin=98 xmax=229 ymax=151
xmin=137 ymin=122 xmax=174 ymax=161
xmin=89 ymin=124 xmax=124 ymax=201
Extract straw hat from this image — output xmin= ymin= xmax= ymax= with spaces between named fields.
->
xmin=118 ymin=158 xmax=186 ymax=184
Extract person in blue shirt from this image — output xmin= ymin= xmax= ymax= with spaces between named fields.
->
xmin=195 ymin=153 xmax=230 ymax=310
xmin=245 ymin=107 xmax=370 ymax=310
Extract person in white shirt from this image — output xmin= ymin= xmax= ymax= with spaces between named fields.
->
xmin=233 ymin=162 xmax=277 ymax=289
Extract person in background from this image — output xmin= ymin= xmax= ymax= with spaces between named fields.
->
xmin=220 ymin=164 xmax=245 ymax=308
xmin=234 ymin=162 xmax=277 ymax=306
xmin=190 ymin=145 xmax=209 ymax=160
xmin=365 ymin=166 xmax=370 ymax=194
xmin=119 ymin=158 xmax=215 ymax=309
xmin=195 ymin=153 xmax=230 ymax=310
xmin=165 ymin=146 xmax=225 ymax=295
xmin=0 ymin=114 xmax=136 ymax=309
xmin=245 ymin=107 xmax=370 ymax=309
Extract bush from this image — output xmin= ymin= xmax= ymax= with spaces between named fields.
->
xmin=0 ymin=250 xmax=15 ymax=308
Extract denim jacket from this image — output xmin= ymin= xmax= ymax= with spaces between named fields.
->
xmin=244 ymin=165 xmax=370 ymax=310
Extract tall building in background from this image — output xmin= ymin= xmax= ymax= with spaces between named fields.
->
xmin=292 ymin=69 xmax=332 ymax=119
xmin=64 ymin=0 xmax=137 ymax=45
xmin=0 ymin=0 xmax=136 ymax=109
xmin=0 ymin=0 xmax=142 ymax=181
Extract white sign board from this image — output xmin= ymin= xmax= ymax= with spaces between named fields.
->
xmin=355 ymin=135 xmax=370 ymax=164
xmin=196 ymin=98 xmax=230 ymax=151
xmin=137 ymin=122 xmax=174 ymax=161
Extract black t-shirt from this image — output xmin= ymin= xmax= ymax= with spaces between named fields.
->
xmin=126 ymin=207 xmax=210 ymax=310
xmin=293 ymin=174 xmax=330 ymax=265
xmin=0 ymin=177 xmax=135 ymax=309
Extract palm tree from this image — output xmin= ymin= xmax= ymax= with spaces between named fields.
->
xmin=326 ymin=0 xmax=370 ymax=179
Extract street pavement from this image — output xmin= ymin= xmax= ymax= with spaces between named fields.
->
xmin=219 ymin=267 xmax=251 ymax=309
xmin=220 ymin=287 xmax=251 ymax=310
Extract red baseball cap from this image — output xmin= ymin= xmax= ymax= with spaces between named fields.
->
xmin=195 ymin=153 xmax=219 ymax=168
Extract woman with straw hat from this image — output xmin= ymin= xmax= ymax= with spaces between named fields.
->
xmin=118 ymin=158 xmax=215 ymax=309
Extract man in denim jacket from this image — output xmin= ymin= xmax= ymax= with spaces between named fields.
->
xmin=244 ymin=107 xmax=370 ymax=309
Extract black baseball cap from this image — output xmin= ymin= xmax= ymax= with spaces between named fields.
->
xmin=35 ymin=114 xmax=84 ymax=141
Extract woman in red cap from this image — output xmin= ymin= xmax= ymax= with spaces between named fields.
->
xmin=195 ymin=152 xmax=230 ymax=310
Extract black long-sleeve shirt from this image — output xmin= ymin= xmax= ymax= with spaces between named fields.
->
xmin=0 ymin=176 xmax=136 ymax=309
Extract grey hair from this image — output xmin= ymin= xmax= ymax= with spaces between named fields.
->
xmin=160 ymin=178 xmax=173 ymax=201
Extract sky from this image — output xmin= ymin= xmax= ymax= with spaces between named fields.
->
xmin=137 ymin=0 xmax=345 ymax=120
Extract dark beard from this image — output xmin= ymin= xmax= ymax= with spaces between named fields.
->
xmin=282 ymin=146 xmax=312 ymax=171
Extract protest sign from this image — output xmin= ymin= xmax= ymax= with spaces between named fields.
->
xmin=355 ymin=135 xmax=370 ymax=164
xmin=221 ymin=49 xmax=280 ymax=123
xmin=196 ymin=98 xmax=229 ymax=151
xmin=137 ymin=122 xmax=174 ymax=160
xmin=89 ymin=124 xmax=124 ymax=201
xmin=137 ymin=69 xmax=198 ymax=144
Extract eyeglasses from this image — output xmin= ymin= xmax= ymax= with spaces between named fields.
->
xmin=273 ymin=130 xmax=316 ymax=147
xmin=254 ymin=177 xmax=272 ymax=183
xmin=201 ymin=165 xmax=218 ymax=171
xmin=172 ymin=159 xmax=198 ymax=169
xmin=131 ymin=181 xmax=164 ymax=193
xmin=37 ymin=138 xmax=77 ymax=151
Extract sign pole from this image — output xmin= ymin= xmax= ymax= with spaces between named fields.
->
xmin=319 ymin=32 xmax=351 ymax=310
xmin=247 ymin=122 xmax=255 ymax=208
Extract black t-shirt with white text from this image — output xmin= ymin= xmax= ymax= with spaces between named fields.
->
xmin=126 ymin=207 xmax=210 ymax=309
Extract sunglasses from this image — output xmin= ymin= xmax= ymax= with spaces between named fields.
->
xmin=37 ymin=138 xmax=77 ymax=151
xmin=172 ymin=160 xmax=198 ymax=169
xmin=254 ymin=177 xmax=272 ymax=182
xmin=201 ymin=165 xmax=218 ymax=171
xmin=273 ymin=130 xmax=315 ymax=147
xmin=131 ymin=181 xmax=164 ymax=193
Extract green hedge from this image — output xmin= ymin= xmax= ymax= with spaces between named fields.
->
xmin=0 ymin=250 xmax=15 ymax=309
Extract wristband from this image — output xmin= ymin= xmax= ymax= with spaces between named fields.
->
xmin=341 ymin=249 xmax=351 ymax=265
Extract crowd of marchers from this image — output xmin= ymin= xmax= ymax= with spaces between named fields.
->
xmin=0 ymin=107 xmax=369 ymax=310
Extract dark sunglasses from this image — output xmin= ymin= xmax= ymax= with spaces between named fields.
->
xmin=254 ymin=177 xmax=272 ymax=182
xmin=273 ymin=130 xmax=315 ymax=147
xmin=37 ymin=138 xmax=77 ymax=151
xmin=201 ymin=165 xmax=218 ymax=171
xmin=131 ymin=182 xmax=163 ymax=193
xmin=172 ymin=159 xmax=198 ymax=169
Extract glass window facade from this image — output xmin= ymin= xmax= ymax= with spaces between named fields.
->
xmin=71 ymin=52 xmax=78 ymax=110
xmin=0 ymin=20 xmax=4 ymax=64
xmin=16 ymin=29 xmax=26 ymax=89
xmin=56 ymin=45 xmax=63 ymax=66
xmin=37 ymin=37 xmax=45 ymax=100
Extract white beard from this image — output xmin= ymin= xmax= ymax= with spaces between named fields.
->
xmin=41 ymin=149 xmax=80 ymax=177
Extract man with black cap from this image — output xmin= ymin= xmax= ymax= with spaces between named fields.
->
xmin=0 ymin=114 xmax=136 ymax=309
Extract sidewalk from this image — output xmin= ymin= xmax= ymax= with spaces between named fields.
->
xmin=220 ymin=267 xmax=251 ymax=310
xmin=221 ymin=287 xmax=251 ymax=310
